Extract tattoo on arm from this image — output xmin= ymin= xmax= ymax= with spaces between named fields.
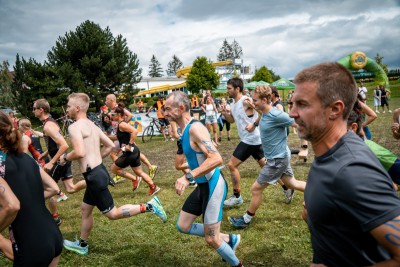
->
xmin=207 ymin=227 xmax=215 ymax=237
xmin=384 ymin=219 xmax=400 ymax=246
xmin=120 ymin=170 xmax=126 ymax=176
xmin=122 ymin=207 xmax=132 ymax=217
xmin=201 ymin=140 xmax=218 ymax=153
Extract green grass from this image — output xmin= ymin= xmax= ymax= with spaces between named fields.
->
xmin=2 ymin=96 xmax=400 ymax=267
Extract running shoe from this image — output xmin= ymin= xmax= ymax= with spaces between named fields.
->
xmin=63 ymin=239 xmax=89 ymax=256
xmin=149 ymin=165 xmax=158 ymax=180
xmin=54 ymin=216 xmax=62 ymax=226
xmin=224 ymin=195 xmax=243 ymax=207
xmin=147 ymin=196 xmax=167 ymax=223
xmin=228 ymin=233 xmax=241 ymax=251
xmin=228 ymin=216 xmax=250 ymax=229
xmin=132 ymin=176 xmax=142 ymax=192
xmin=284 ymin=189 xmax=295 ymax=204
xmin=146 ymin=185 xmax=161 ymax=196
xmin=57 ymin=192 xmax=68 ymax=202
xmin=113 ymin=175 xmax=126 ymax=184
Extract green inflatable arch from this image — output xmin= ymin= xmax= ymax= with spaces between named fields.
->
xmin=337 ymin=51 xmax=390 ymax=89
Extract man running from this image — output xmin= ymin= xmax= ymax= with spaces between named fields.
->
xmin=164 ymin=91 xmax=243 ymax=267
xmin=220 ymin=78 xmax=265 ymax=207
xmin=33 ymin=98 xmax=87 ymax=225
xmin=62 ymin=93 xmax=166 ymax=256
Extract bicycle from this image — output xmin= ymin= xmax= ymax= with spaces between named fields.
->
xmin=142 ymin=115 xmax=168 ymax=143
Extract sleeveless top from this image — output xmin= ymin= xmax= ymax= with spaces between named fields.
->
xmin=181 ymin=120 xmax=220 ymax=184
xmin=205 ymin=104 xmax=216 ymax=117
xmin=23 ymin=130 xmax=43 ymax=164
xmin=117 ymin=121 xmax=131 ymax=148
xmin=230 ymin=96 xmax=261 ymax=145
xmin=42 ymin=117 xmax=60 ymax=158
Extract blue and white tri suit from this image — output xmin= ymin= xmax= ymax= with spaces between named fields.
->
xmin=181 ymin=120 xmax=227 ymax=225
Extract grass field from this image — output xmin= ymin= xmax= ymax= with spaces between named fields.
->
xmin=1 ymin=82 xmax=400 ymax=267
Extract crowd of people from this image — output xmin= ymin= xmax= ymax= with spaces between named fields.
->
xmin=1 ymin=62 xmax=400 ymax=266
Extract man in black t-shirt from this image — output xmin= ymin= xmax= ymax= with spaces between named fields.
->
xmin=289 ymin=62 xmax=400 ymax=266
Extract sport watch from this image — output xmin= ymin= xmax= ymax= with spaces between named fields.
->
xmin=185 ymin=172 xmax=195 ymax=183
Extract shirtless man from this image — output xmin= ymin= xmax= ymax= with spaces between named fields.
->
xmin=62 ymin=93 xmax=167 ymax=256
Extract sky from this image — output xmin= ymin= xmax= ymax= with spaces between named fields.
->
xmin=1 ymin=0 xmax=399 ymax=79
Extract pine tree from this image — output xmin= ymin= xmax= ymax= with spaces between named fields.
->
xmin=148 ymin=55 xmax=163 ymax=77
xmin=374 ymin=53 xmax=388 ymax=74
xmin=166 ymin=55 xmax=183 ymax=76
xmin=0 ymin=60 xmax=14 ymax=108
xmin=231 ymin=39 xmax=243 ymax=60
xmin=217 ymin=39 xmax=234 ymax=61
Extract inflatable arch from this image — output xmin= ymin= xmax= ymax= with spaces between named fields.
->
xmin=337 ymin=51 xmax=390 ymax=89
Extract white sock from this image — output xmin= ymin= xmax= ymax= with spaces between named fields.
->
xmin=243 ymin=213 xmax=253 ymax=223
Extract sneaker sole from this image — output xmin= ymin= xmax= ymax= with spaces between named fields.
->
xmin=223 ymin=201 xmax=244 ymax=207
xmin=63 ymin=245 xmax=88 ymax=256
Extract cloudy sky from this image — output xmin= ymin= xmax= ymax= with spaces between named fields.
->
xmin=1 ymin=0 xmax=399 ymax=78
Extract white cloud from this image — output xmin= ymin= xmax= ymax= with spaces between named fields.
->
xmin=0 ymin=0 xmax=399 ymax=78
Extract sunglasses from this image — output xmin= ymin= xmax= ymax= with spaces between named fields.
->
xmin=109 ymin=113 xmax=117 ymax=116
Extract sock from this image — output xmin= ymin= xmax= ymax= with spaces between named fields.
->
xmin=243 ymin=211 xmax=254 ymax=223
xmin=52 ymin=212 xmax=59 ymax=219
xmin=150 ymin=184 xmax=155 ymax=189
xmin=234 ymin=188 xmax=241 ymax=198
xmin=281 ymin=185 xmax=288 ymax=191
xmin=140 ymin=203 xmax=147 ymax=213
xmin=79 ymin=239 xmax=88 ymax=247
xmin=188 ymin=223 xmax=205 ymax=237
xmin=216 ymin=241 xmax=240 ymax=266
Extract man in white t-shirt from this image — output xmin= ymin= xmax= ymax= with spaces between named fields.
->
xmin=358 ymin=81 xmax=367 ymax=103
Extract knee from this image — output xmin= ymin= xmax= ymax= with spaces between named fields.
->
xmin=227 ymin=161 xmax=235 ymax=171
xmin=176 ymin=221 xmax=190 ymax=234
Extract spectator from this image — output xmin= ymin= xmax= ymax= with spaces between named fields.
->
xmin=373 ymin=85 xmax=382 ymax=113
xmin=136 ymin=99 xmax=145 ymax=112
xmin=202 ymin=95 xmax=219 ymax=146
xmin=358 ymin=80 xmax=367 ymax=103
xmin=380 ymin=85 xmax=392 ymax=113
xmin=218 ymin=98 xmax=231 ymax=142
xmin=191 ymin=94 xmax=199 ymax=108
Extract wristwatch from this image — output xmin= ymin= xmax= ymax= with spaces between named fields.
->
xmin=185 ymin=172 xmax=195 ymax=183
xmin=253 ymin=121 xmax=259 ymax=127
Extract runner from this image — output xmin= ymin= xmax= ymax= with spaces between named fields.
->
xmin=62 ymin=93 xmax=166 ymax=256
xmin=164 ymin=91 xmax=243 ymax=267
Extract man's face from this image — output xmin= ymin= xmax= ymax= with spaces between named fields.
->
xmin=32 ymin=103 xmax=41 ymax=118
xmin=289 ymin=81 xmax=328 ymax=142
xmin=163 ymin=97 xmax=181 ymax=122
xmin=105 ymin=96 xmax=113 ymax=108
xmin=66 ymin=99 xmax=77 ymax=119
xmin=226 ymin=84 xmax=238 ymax=98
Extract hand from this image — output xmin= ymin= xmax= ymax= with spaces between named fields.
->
xmin=391 ymin=123 xmax=400 ymax=134
xmin=245 ymin=123 xmax=256 ymax=132
xmin=175 ymin=176 xmax=189 ymax=196
xmin=244 ymin=98 xmax=255 ymax=110
xmin=38 ymin=153 xmax=46 ymax=160
xmin=59 ymin=156 xmax=66 ymax=166
xmin=44 ymin=162 xmax=54 ymax=172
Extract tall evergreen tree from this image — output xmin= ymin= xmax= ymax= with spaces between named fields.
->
xmin=148 ymin=55 xmax=163 ymax=77
xmin=217 ymin=39 xmax=234 ymax=61
xmin=186 ymin=56 xmax=219 ymax=94
xmin=166 ymin=55 xmax=183 ymax=76
xmin=0 ymin=60 xmax=14 ymax=108
xmin=46 ymin=20 xmax=142 ymax=110
xmin=231 ymin=39 xmax=243 ymax=60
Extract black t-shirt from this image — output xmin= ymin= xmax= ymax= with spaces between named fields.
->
xmin=306 ymin=131 xmax=400 ymax=266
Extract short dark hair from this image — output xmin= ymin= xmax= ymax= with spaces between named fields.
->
xmin=294 ymin=62 xmax=357 ymax=120
xmin=227 ymin=78 xmax=244 ymax=93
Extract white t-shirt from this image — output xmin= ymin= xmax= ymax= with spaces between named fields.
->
xmin=358 ymin=86 xmax=367 ymax=101
xmin=231 ymin=96 xmax=261 ymax=145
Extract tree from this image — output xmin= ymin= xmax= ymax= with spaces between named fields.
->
xmin=166 ymin=55 xmax=183 ymax=76
xmin=0 ymin=60 xmax=14 ymax=108
xmin=186 ymin=56 xmax=219 ymax=94
xmin=250 ymin=66 xmax=273 ymax=83
xmin=148 ymin=55 xmax=163 ymax=77
xmin=46 ymin=20 xmax=142 ymax=110
xmin=374 ymin=53 xmax=388 ymax=74
xmin=269 ymin=69 xmax=281 ymax=82
xmin=231 ymin=39 xmax=243 ymax=60
xmin=217 ymin=39 xmax=234 ymax=61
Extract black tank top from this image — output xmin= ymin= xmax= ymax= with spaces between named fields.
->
xmin=42 ymin=117 xmax=60 ymax=158
xmin=117 ymin=121 xmax=131 ymax=147
xmin=1 ymin=152 xmax=63 ymax=265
